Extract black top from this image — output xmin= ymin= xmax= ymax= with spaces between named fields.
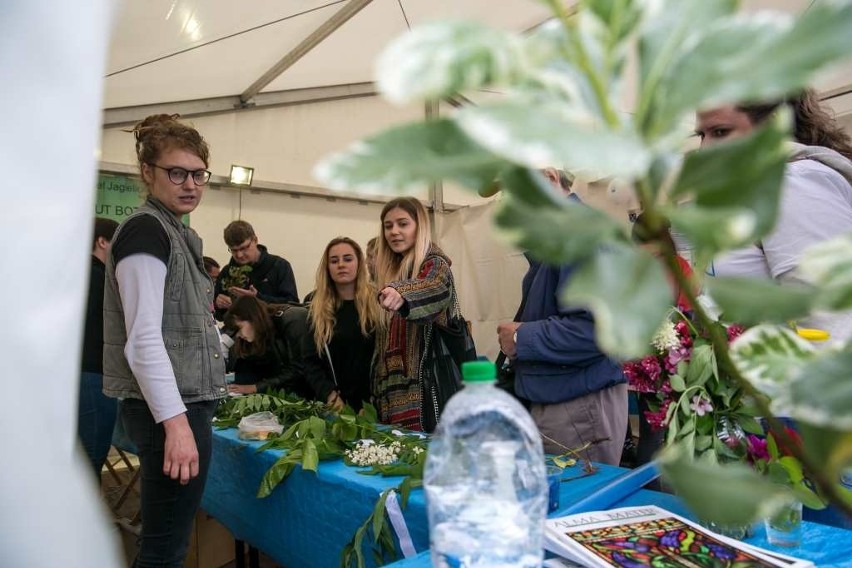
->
xmin=214 ymin=244 xmax=298 ymax=320
xmin=111 ymin=215 xmax=170 ymax=265
xmin=231 ymin=305 xmax=322 ymax=400
xmin=324 ymin=300 xmax=375 ymax=411
xmin=81 ymin=256 xmax=107 ymax=373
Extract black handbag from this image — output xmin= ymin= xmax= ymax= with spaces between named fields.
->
xmin=419 ymin=282 xmax=477 ymax=432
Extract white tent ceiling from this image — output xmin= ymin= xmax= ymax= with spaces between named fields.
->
xmin=103 ymin=0 xmax=852 ymax=124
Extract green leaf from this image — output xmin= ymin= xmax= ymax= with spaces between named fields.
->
xmin=660 ymin=2 xmax=852 ymax=129
xmin=313 ymin=118 xmax=506 ymax=194
xmin=798 ymin=233 xmax=852 ymax=311
xmin=637 ymin=0 xmax=737 ymax=136
xmin=376 ymin=21 xmax=526 ymax=104
xmin=792 ymin=483 xmax=827 ymax=511
xmin=685 ymin=344 xmax=714 ymax=387
xmin=561 ymin=243 xmax=673 ymax=359
xmin=584 ymin=0 xmax=643 ymax=45
xmin=767 ymin=432 xmax=780 ymax=461
xmin=494 ymin=168 xmax=625 ymax=264
xmin=658 ymin=445 xmax=794 ymax=525
xmin=736 ymin=414 xmax=764 ymax=436
xmin=728 ymin=324 xmax=813 ymax=398
xmin=706 ymin=277 xmax=815 ymax=326
xmin=669 ymin=374 xmax=686 ymax=392
xmin=456 ymin=99 xmax=651 ymax=179
xmin=779 ymin=456 xmax=804 ymax=484
xmin=671 ymin=117 xmax=788 ymax=243
xmin=257 ymin=457 xmax=296 ymax=498
xmin=798 ymin=422 xmax=852 ymax=483
xmin=668 ymin=206 xmax=758 ymax=271
xmin=372 ymin=489 xmax=392 ymax=544
xmin=302 ymin=439 xmax=319 ymax=472
xmin=361 ymin=403 xmax=378 ymax=424
xmin=787 ymin=350 xmax=852 ymax=429
xmin=308 ymin=415 xmax=327 ymax=439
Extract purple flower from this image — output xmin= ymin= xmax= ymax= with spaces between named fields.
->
xmin=664 ymin=346 xmax=691 ymax=373
xmin=747 ymin=435 xmax=770 ymax=463
xmin=689 ymin=395 xmax=713 ymax=417
xmin=640 ymin=356 xmax=662 ymax=382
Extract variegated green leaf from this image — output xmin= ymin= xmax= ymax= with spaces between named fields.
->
xmin=561 ymin=243 xmax=672 ymax=359
xmin=670 ymin=116 xmax=788 ymax=242
xmin=659 ymin=445 xmax=795 ymax=525
xmin=668 ymin=206 xmax=758 ymax=269
xmin=637 ymin=0 xmax=737 ymax=137
xmin=729 ymin=325 xmax=814 ymax=398
xmin=456 ymin=99 xmax=650 ymax=178
xmin=786 ymin=350 xmax=852 ymax=429
xmin=313 ymin=118 xmax=506 ymax=194
xmin=705 ymin=277 xmax=815 ymax=326
xmin=494 ymin=168 xmax=625 ymax=264
xmin=660 ymin=1 xmax=852 ymax=130
xmin=799 ymin=233 xmax=852 ymax=311
xmin=376 ymin=21 xmax=526 ymax=104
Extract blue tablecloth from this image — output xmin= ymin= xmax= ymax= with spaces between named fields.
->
xmin=203 ymin=428 xmax=852 ymax=568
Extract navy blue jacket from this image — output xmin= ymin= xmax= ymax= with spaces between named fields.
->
xmin=514 ymin=256 xmax=625 ymax=404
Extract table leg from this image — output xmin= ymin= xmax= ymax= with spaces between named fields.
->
xmin=234 ymin=539 xmax=245 ymax=568
xmin=248 ymin=545 xmax=259 ymax=568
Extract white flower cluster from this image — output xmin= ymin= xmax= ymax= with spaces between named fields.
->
xmin=345 ymin=439 xmax=402 ymax=466
xmin=652 ymin=320 xmax=680 ymax=352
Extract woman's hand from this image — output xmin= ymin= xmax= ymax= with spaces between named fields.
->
xmin=162 ymin=413 xmax=199 ymax=485
xmin=327 ymin=390 xmax=345 ymax=412
xmin=378 ymin=287 xmax=405 ymax=312
xmin=228 ymin=383 xmax=258 ymax=395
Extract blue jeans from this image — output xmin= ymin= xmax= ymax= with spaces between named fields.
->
xmin=78 ymin=371 xmax=118 ymax=478
xmin=120 ymin=398 xmax=218 ymax=568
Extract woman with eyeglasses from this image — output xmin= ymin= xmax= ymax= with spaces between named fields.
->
xmin=102 ymin=113 xmax=226 ymax=567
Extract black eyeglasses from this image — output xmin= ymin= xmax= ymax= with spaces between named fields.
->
xmin=148 ymin=163 xmax=212 ymax=186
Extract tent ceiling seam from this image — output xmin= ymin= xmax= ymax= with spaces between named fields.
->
xmin=240 ymin=0 xmax=375 ymax=104
xmin=105 ymin=0 xmax=346 ymax=78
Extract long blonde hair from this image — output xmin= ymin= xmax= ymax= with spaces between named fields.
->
xmin=375 ymin=197 xmax=433 ymax=288
xmin=309 ymin=237 xmax=382 ymax=353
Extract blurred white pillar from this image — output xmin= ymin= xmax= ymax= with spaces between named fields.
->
xmin=0 ymin=1 xmax=124 ymax=566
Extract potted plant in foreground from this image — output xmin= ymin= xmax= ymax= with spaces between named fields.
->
xmin=315 ymin=0 xmax=852 ymax=530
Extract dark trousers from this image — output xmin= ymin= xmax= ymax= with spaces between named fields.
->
xmin=78 ymin=371 xmax=118 ymax=478
xmin=120 ymin=398 xmax=217 ymax=568
xmin=637 ymin=393 xmax=666 ymax=466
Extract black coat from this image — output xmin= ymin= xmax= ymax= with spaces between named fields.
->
xmin=82 ymin=255 xmax=106 ymax=373
xmin=215 ymin=244 xmax=298 ymax=319
xmin=232 ymin=305 xmax=326 ymax=401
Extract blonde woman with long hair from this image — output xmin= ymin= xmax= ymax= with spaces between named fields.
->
xmin=374 ymin=197 xmax=461 ymax=431
xmin=309 ymin=237 xmax=381 ymax=411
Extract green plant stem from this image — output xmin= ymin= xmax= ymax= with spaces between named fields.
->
xmin=658 ymin=244 xmax=852 ymax=518
xmin=543 ymin=0 xmax=620 ymax=128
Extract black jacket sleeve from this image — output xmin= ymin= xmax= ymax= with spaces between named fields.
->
xmin=255 ymin=258 xmax=299 ymax=305
xmin=255 ymin=308 xmax=323 ymax=400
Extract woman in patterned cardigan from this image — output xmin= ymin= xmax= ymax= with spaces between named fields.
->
xmin=374 ymin=197 xmax=457 ymax=431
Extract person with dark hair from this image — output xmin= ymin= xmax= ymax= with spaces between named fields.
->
xmin=308 ymin=237 xmax=381 ymax=412
xmin=102 ymin=114 xmax=226 ymax=567
xmin=223 ymin=296 xmax=324 ymax=399
xmin=79 ymin=216 xmax=119 ymax=478
xmin=202 ymin=256 xmax=220 ymax=279
xmin=213 ymin=219 xmax=298 ymax=319
xmin=697 ymin=89 xmax=852 ymax=342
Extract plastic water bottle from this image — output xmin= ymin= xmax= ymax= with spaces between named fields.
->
xmin=424 ymin=361 xmax=547 ymax=568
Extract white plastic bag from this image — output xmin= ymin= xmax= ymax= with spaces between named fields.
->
xmin=237 ymin=411 xmax=284 ymax=441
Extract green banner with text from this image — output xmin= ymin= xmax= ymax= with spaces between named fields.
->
xmin=95 ymin=172 xmax=189 ymax=225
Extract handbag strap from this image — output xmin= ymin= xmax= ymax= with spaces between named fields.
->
xmin=495 ymin=290 xmax=530 ymax=369
xmin=323 ymin=342 xmax=338 ymax=386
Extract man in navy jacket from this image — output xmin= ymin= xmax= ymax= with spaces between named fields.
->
xmin=497 ymin=169 xmax=627 ymax=465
